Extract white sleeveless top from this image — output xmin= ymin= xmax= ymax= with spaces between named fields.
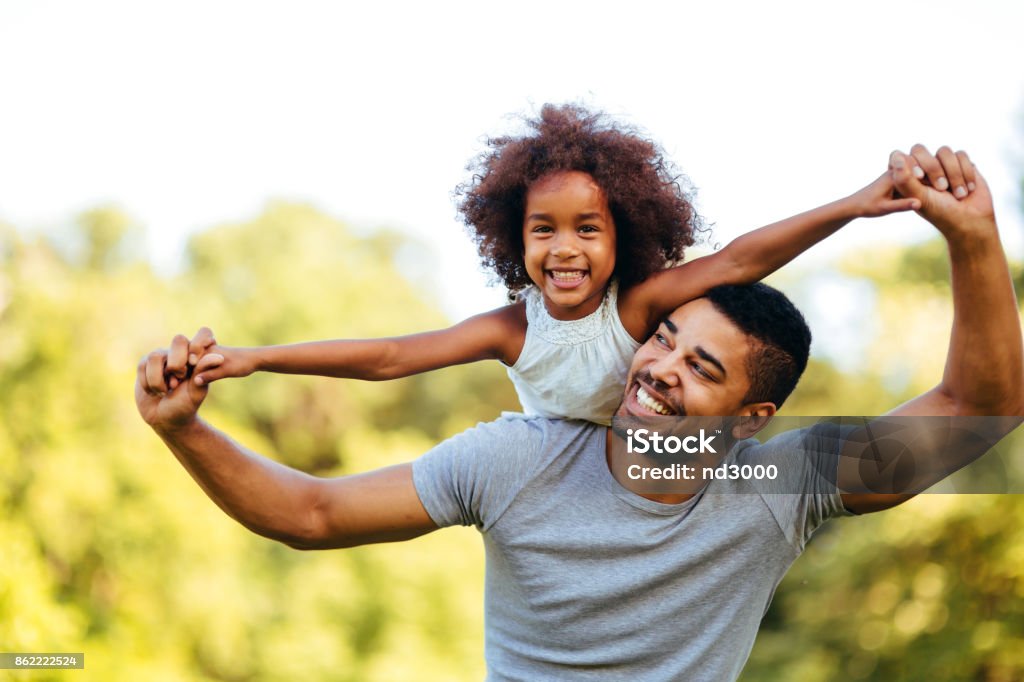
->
xmin=506 ymin=282 xmax=642 ymax=424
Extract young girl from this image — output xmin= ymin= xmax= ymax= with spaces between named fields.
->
xmin=183 ymin=104 xmax=920 ymax=423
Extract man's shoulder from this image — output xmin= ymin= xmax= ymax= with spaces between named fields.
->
xmin=464 ymin=414 xmax=593 ymax=441
xmin=733 ymin=421 xmax=850 ymax=461
xmin=412 ymin=416 xmax=602 ymax=530
xmin=426 ymin=416 xmax=599 ymax=468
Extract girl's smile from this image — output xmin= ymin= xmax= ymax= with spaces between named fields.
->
xmin=522 ymin=171 xmax=617 ymax=321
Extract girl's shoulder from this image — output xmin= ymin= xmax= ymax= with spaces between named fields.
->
xmin=478 ymin=298 xmax=527 ymax=365
xmin=615 ymin=277 xmax=658 ymax=342
xmin=495 ymin=297 xmax=528 ymax=329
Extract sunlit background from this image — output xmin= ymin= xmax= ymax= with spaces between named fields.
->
xmin=2 ymin=1 xmax=1023 ymax=680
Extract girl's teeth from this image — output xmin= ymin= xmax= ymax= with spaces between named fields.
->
xmin=551 ymin=271 xmax=585 ymax=281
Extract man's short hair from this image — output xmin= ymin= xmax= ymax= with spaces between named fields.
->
xmin=705 ymin=283 xmax=811 ymax=408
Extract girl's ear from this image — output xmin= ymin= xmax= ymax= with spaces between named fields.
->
xmin=730 ymin=403 xmax=777 ymax=439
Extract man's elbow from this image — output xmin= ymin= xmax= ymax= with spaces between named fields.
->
xmin=937 ymin=383 xmax=1024 ymax=417
xmin=933 ymin=387 xmax=1024 ymax=448
xmin=979 ymin=376 xmax=1024 ymax=416
xmin=250 ymin=500 xmax=350 ymax=551
xmin=278 ymin=506 xmax=342 ymax=551
xmin=281 ymin=536 xmax=328 ymax=551
xmin=964 ymin=394 xmax=1024 ymax=418
xmin=239 ymin=521 xmax=332 ymax=551
xmin=274 ymin=524 xmax=347 ymax=551
xmin=275 ymin=494 xmax=370 ymax=551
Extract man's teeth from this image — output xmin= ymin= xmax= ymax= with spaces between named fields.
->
xmin=637 ymin=386 xmax=672 ymax=415
xmin=550 ymin=270 xmax=585 ymax=281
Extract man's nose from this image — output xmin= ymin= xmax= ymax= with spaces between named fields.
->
xmin=648 ymin=353 xmax=682 ymax=389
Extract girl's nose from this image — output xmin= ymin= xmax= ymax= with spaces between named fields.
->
xmin=550 ymin=236 xmax=580 ymax=259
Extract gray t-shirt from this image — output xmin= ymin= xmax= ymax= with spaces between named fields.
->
xmin=412 ymin=417 xmax=850 ymax=681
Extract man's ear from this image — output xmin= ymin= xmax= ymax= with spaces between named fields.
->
xmin=731 ymin=402 xmax=777 ymax=439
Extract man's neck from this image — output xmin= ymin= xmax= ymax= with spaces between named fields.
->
xmin=604 ymin=427 xmax=698 ymax=505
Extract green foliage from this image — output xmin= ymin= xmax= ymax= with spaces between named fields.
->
xmin=0 ymin=206 xmax=513 ymax=680
xmin=1 ymin=206 xmax=1021 ymax=681
xmin=78 ymin=208 xmax=140 ymax=273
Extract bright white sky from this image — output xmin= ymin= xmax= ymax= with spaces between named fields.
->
xmin=2 ymin=1 xmax=1023 ymax=327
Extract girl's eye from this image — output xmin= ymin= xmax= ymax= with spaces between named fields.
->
xmin=532 ymin=225 xmax=553 ymax=234
xmin=578 ymin=225 xmax=598 ymax=233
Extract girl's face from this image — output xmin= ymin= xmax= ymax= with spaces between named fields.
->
xmin=522 ymin=171 xmax=617 ymax=321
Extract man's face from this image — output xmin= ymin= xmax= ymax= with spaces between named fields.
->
xmin=617 ymin=298 xmax=768 ymax=419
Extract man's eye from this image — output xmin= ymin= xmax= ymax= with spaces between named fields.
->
xmin=691 ymin=363 xmax=712 ymax=380
xmin=654 ymin=332 xmax=668 ymax=346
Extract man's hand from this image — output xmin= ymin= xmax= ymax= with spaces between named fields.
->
xmin=135 ymin=334 xmax=224 ymax=432
xmin=184 ymin=326 xmax=257 ymax=387
xmin=889 ymin=145 xmax=994 ymax=238
xmin=847 ymin=171 xmax=922 ymax=218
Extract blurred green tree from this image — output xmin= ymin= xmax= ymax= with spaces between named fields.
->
xmin=0 ymin=206 xmax=517 ymax=680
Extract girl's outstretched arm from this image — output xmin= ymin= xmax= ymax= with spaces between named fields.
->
xmin=182 ymin=304 xmax=527 ymax=386
xmin=618 ymin=172 xmax=922 ymax=340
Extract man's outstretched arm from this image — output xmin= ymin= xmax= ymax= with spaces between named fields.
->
xmin=888 ymin=146 xmax=1023 ymax=417
xmin=136 ymin=336 xmax=438 ymax=549
xmin=840 ymin=147 xmax=1024 ymax=513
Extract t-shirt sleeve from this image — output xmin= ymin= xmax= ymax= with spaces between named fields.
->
xmin=737 ymin=423 xmax=854 ymax=553
xmin=412 ymin=417 xmax=547 ymax=532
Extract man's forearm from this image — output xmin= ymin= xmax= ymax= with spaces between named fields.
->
xmin=942 ymin=220 xmax=1024 ymax=414
xmin=155 ymin=418 xmax=323 ymax=546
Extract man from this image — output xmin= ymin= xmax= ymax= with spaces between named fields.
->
xmin=137 ymin=147 xmax=1023 ymax=679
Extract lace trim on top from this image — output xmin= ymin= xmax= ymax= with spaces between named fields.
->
xmin=521 ymin=282 xmax=619 ymax=346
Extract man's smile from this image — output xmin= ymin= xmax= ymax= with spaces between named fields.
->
xmin=636 ymin=385 xmax=674 ymax=415
xmin=626 ymin=372 xmax=681 ymax=417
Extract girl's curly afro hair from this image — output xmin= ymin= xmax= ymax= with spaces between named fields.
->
xmin=456 ymin=103 xmax=702 ymax=292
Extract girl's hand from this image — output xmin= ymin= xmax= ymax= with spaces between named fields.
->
xmin=847 ymin=171 xmax=922 ymax=218
xmin=176 ymin=326 xmax=258 ymax=387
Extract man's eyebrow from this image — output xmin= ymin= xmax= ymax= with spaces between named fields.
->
xmin=695 ymin=345 xmax=726 ymax=377
xmin=661 ymin=318 xmax=678 ymax=334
